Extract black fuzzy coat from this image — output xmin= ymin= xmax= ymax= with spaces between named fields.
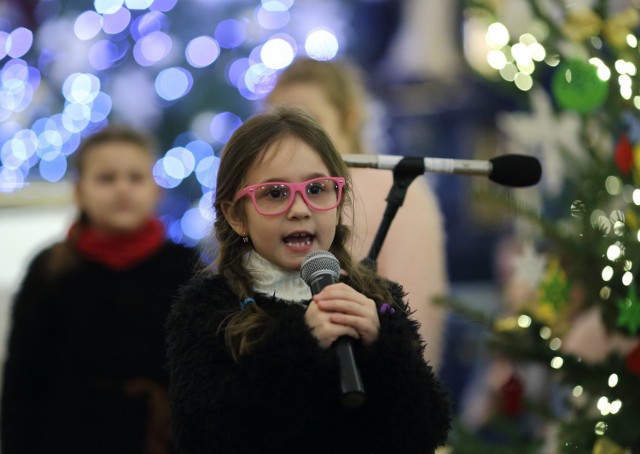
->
xmin=1 ymin=242 xmax=198 ymax=454
xmin=166 ymin=274 xmax=451 ymax=454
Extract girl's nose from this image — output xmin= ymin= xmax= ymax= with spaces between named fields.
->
xmin=287 ymin=192 xmax=311 ymax=218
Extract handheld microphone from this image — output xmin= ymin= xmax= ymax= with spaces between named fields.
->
xmin=300 ymin=250 xmax=366 ymax=409
xmin=342 ymin=153 xmax=542 ymax=187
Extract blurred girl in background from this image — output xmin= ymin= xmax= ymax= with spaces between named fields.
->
xmin=1 ymin=126 xmax=198 ymax=454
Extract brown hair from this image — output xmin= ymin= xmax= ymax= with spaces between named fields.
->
xmin=47 ymin=125 xmax=157 ymax=276
xmin=213 ymin=107 xmax=392 ymax=362
xmin=267 ymin=57 xmax=367 ymax=154
xmin=72 ymin=125 xmax=157 ymax=178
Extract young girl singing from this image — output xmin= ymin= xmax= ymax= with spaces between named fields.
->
xmin=166 ymin=108 xmax=451 ymax=453
xmin=266 ymin=57 xmax=448 ymax=371
xmin=1 ymin=126 xmax=198 ymax=454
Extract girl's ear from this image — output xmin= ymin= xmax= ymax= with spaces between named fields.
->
xmin=220 ymin=201 xmax=247 ymax=236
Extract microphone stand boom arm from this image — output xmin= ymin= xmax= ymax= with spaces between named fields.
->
xmin=360 ymin=157 xmax=426 ymax=271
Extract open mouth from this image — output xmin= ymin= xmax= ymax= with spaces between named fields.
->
xmin=283 ymin=232 xmax=314 ymax=247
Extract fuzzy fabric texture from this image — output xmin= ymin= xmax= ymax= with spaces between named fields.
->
xmin=166 ymin=273 xmax=452 ymax=454
xmin=1 ymin=241 xmax=198 ymax=454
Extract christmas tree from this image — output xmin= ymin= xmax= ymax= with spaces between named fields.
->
xmin=450 ymin=1 xmax=640 ymax=452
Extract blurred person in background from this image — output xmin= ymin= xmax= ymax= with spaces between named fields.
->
xmin=1 ymin=126 xmax=198 ymax=454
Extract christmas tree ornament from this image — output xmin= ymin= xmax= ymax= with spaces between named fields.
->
xmin=592 ymin=436 xmax=632 ymax=454
xmin=537 ymin=258 xmax=570 ymax=314
xmin=616 ymin=285 xmax=640 ymax=335
xmin=512 ymin=242 xmax=547 ymax=287
xmin=602 ymin=7 xmax=640 ymax=49
xmin=499 ymin=372 xmax=524 ymax=415
xmin=551 ymin=60 xmax=609 ymax=114
xmin=497 ymin=88 xmax=582 ymax=195
xmin=626 ymin=341 xmax=640 ymax=376
xmin=562 ymin=9 xmax=602 ymax=42
xmin=633 ymin=143 xmax=640 ymax=183
xmin=614 ymin=133 xmax=633 ymax=175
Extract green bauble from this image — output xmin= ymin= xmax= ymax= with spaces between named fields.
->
xmin=551 ymin=60 xmax=609 ymax=113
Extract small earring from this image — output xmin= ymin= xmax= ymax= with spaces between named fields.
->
xmin=242 ymin=236 xmax=249 ymax=243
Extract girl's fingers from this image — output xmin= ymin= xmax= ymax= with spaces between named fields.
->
xmin=315 ymin=298 xmax=370 ymax=315
xmin=314 ymin=283 xmax=370 ymax=305
xmin=305 ymin=301 xmax=361 ymax=348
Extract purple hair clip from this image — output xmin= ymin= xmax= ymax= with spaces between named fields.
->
xmin=240 ymin=297 xmax=255 ymax=310
xmin=379 ymin=303 xmax=396 ymax=315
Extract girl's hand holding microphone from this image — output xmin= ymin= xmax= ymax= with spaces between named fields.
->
xmin=305 ymin=283 xmax=380 ymax=349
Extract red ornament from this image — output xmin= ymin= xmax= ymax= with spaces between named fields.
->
xmin=500 ymin=372 xmax=524 ymax=415
xmin=626 ymin=341 xmax=640 ymax=376
xmin=615 ymin=133 xmax=633 ymax=175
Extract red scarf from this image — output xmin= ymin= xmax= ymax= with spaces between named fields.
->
xmin=69 ymin=218 xmax=166 ymax=270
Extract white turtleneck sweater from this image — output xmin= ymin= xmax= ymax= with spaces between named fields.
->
xmin=243 ymin=250 xmax=312 ymax=303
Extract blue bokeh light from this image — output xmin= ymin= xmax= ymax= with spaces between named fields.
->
xmin=150 ymin=0 xmax=178 ymax=12
xmin=134 ymin=30 xmax=173 ymax=66
xmin=39 ymin=153 xmax=67 ymax=182
xmin=0 ymin=167 xmax=26 ymax=193
xmin=165 ymin=146 xmax=195 ymax=178
xmin=0 ymin=59 xmax=39 ymax=114
xmin=262 ymin=0 xmax=294 ymax=9
xmin=125 ymin=0 xmax=154 ymax=9
xmin=131 ymin=11 xmax=167 ymax=41
xmin=155 ymin=67 xmax=193 ymax=100
xmin=256 ymin=3 xmax=290 ymax=30
xmin=91 ymin=92 xmax=113 ymax=122
xmin=185 ymin=36 xmax=220 ymax=68
xmin=260 ymin=36 xmax=295 ymax=69
xmin=185 ymin=139 xmax=214 ymax=162
xmin=153 ymin=158 xmax=182 ymax=188
xmin=62 ymin=73 xmax=101 ymax=104
xmin=198 ymin=191 xmax=215 ymax=221
xmin=305 ymin=28 xmax=339 ymax=61
xmin=74 ymin=11 xmax=102 ymax=40
xmin=215 ymin=19 xmax=246 ymax=49
xmin=8 ymin=28 xmax=34 ymax=58
xmin=88 ymin=40 xmax=119 ymax=70
xmin=94 ymin=0 xmax=125 ymax=15
xmin=103 ymin=7 xmax=132 ymax=34
xmin=62 ymin=103 xmax=92 ymax=133
xmin=227 ymin=58 xmax=249 ymax=88
xmin=210 ymin=112 xmax=242 ymax=143
xmin=180 ymin=207 xmax=210 ymax=240
xmin=244 ymin=63 xmax=277 ymax=95
xmin=195 ymin=155 xmax=220 ymax=188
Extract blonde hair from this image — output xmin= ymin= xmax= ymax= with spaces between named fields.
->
xmin=267 ymin=58 xmax=368 ymax=154
xmin=213 ymin=107 xmax=393 ymax=362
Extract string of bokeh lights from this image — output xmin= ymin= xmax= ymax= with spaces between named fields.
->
xmin=0 ymin=0 xmax=343 ymax=244
xmin=481 ymin=20 xmax=638 ymax=105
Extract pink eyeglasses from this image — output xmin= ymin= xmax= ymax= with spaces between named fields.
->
xmin=233 ymin=176 xmax=345 ymax=216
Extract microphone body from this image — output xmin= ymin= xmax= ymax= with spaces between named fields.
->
xmin=342 ymin=153 xmax=542 ymax=187
xmin=301 ymin=251 xmax=366 ymax=409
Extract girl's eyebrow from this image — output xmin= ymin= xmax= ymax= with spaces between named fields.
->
xmin=258 ymin=173 xmax=329 ymax=184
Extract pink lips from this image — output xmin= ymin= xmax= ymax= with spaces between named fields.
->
xmin=282 ymin=231 xmax=314 ymax=251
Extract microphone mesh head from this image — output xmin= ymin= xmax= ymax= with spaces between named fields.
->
xmin=300 ymin=250 xmax=341 ymax=284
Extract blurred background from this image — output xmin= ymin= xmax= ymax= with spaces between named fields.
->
xmin=2 ymin=0 xmax=640 ymax=452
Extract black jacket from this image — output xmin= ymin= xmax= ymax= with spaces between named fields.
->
xmin=1 ymin=242 xmax=198 ymax=454
xmin=166 ymin=274 xmax=451 ymax=454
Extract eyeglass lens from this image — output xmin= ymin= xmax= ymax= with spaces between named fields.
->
xmin=253 ymin=179 xmax=339 ymax=214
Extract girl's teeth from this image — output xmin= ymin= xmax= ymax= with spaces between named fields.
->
xmin=286 ymin=239 xmax=311 ymax=247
